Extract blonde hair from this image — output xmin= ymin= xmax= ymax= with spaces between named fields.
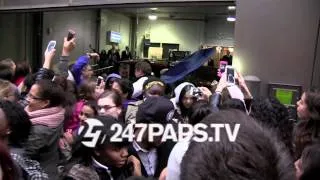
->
xmin=0 ymin=79 xmax=14 ymax=99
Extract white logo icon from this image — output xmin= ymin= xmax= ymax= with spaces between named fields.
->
xmin=78 ymin=118 xmax=104 ymax=148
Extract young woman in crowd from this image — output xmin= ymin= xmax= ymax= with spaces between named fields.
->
xmin=105 ymin=73 xmax=121 ymax=90
xmin=111 ymin=78 xmax=134 ymax=109
xmin=97 ymin=90 xmax=123 ymax=120
xmin=64 ymin=80 xmax=97 ymax=132
xmin=0 ymin=100 xmax=48 ymax=179
xmin=13 ymin=61 xmax=31 ymax=87
xmin=24 ymin=79 xmax=66 ymax=179
xmin=171 ymin=82 xmax=198 ymax=123
xmin=125 ymin=77 xmax=166 ymax=125
xmin=293 ymin=88 xmax=320 ymax=159
xmin=0 ymin=79 xmax=19 ymax=102
xmin=60 ymin=100 xmax=98 ymax=162
xmin=295 ymin=143 xmax=320 ymax=180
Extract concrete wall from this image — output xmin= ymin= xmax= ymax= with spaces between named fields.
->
xmin=136 ymin=19 xmax=205 ymax=57
xmin=234 ymin=0 xmax=320 ymax=96
xmin=0 ymin=13 xmax=32 ymax=62
xmin=311 ymin=20 xmax=320 ymax=88
xmin=99 ymin=9 xmax=131 ymax=52
xmin=205 ymin=17 xmax=235 ymax=47
xmin=42 ymin=10 xmax=97 ymax=62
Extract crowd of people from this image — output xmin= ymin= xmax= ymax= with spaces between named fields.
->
xmin=0 ymin=34 xmax=319 ymax=180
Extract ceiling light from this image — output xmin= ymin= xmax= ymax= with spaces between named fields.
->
xmin=150 ymin=8 xmax=158 ymax=10
xmin=148 ymin=15 xmax=158 ymax=20
xmin=227 ymin=17 xmax=236 ymax=22
xmin=228 ymin=6 xmax=236 ymax=10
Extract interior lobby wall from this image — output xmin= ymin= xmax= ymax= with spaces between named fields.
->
xmin=100 ymin=9 xmax=132 ymax=52
xmin=234 ymin=0 xmax=320 ymax=96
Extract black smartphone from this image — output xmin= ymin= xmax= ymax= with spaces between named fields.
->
xmin=67 ymin=30 xmax=75 ymax=41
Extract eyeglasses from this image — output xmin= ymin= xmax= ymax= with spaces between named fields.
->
xmin=27 ymin=93 xmax=43 ymax=100
xmin=98 ymin=105 xmax=117 ymax=111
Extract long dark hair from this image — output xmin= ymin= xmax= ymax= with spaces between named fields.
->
xmin=178 ymin=85 xmax=194 ymax=118
xmin=294 ymin=88 xmax=320 ymax=159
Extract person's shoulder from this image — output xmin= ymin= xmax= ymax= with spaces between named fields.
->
xmin=67 ymin=164 xmax=99 ymax=180
xmin=128 ymin=100 xmax=143 ymax=106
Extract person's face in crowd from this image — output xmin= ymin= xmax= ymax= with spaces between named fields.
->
xmin=79 ymin=105 xmax=95 ymax=124
xmin=98 ymin=96 xmax=122 ymax=119
xmin=144 ymin=84 xmax=165 ymax=98
xmin=297 ymin=93 xmax=310 ymax=120
xmin=111 ymin=82 xmax=127 ymax=100
xmin=134 ymin=68 xmax=144 ymax=78
xmin=182 ymin=91 xmax=196 ymax=109
xmin=0 ymin=109 xmax=9 ymax=143
xmin=119 ymin=66 xmax=130 ymax=79
xmin=3 ymin=85 xmax=18 ymax=103
xmin=112 ymin=44 xmax=116 ymax=51
xmin=294 ymin=158 xmax=303 ymax=180
xmin=96 ymin=144 xmax=128 ymax=168
xmin=82 ymin=65 xmax=94 ymax=80
xmin=135 ymin=125 xmax=163 ymax=149
xmin=126 ymin=47 xmax=129 ymax=51
xmin=26 ymin=84 xmax=49 ymax=112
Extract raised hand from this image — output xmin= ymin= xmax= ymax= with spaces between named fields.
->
xmin=127 ymin=155 xmax=142 ymax=176
xmin=43 ymin=49 xmax=56 ymax=69
xmin=62 ymin=37 xmax=76 ymax=56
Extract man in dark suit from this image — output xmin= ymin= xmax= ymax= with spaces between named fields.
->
xmin=128 ymin=96 xmax=176 ymax=178
xmin=121 ymin=46 xmax=132 ymax=61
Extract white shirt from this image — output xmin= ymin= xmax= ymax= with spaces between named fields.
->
xmin=132 ymin=77 xmax=148 ymax=98
xmin=166 ymin=141 xmax=190 ymax=180
xmin=92 ymin=157 xmax=113 ymax=180
xmin=133 ymin=141 xmax=157 ymax=176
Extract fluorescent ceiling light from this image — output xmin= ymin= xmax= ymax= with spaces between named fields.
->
xmin=150 ymin=8 xmax=158 ymax=10
xmin=227 ymin=17 xmax=236 ymax=22
xmin=148 ymin=15 xmax=158 ymax=20
xmin=228 ymin=6 xmax=236 ymax=10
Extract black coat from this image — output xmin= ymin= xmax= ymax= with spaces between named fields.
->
xmin=121 ymin=51 xmax=132 ymax=61
xmin=128 ymin=140 xmax=176 ymax=178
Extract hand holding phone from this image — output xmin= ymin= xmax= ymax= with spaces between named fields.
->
xmin=63 ymin=30 xmax=76 ymax=56
xmin=45 ymin=40 xmax=56 ymax=56
xmin=226 ymin=65 xmax=235 ymax=86
xmin=67 ymin=30 xmax=75 ymax=41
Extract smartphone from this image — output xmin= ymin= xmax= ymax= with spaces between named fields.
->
xmin=226 ymin=65 xmax=235 ymax=85
xmin=44 ymin=40 xmax=56 ymax=56
xmin=218 ymin=60 xmax=228 ymax=77
xmin=97 ymin=76 xmax=104 ymax=86
xmin=67 ymin=30 xmax=75 ymax=41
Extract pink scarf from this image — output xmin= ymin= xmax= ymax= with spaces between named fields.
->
xmin=25 ymin=107 xmax=65 ymax=128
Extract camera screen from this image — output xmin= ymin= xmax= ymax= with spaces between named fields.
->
xmin=227 ymin=68 xmax=235 ymax=84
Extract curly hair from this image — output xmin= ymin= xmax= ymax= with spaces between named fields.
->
xmin=250 ymin=97 xmax=294 ymax=156
xmin=0 ymin=100 xmax=31 ymax=146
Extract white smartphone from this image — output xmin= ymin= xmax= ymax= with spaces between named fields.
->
xmin=226 ymin=65 xmax=235 ymax=86
xmin=45 ymin=40 xmax=56 ymax=55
